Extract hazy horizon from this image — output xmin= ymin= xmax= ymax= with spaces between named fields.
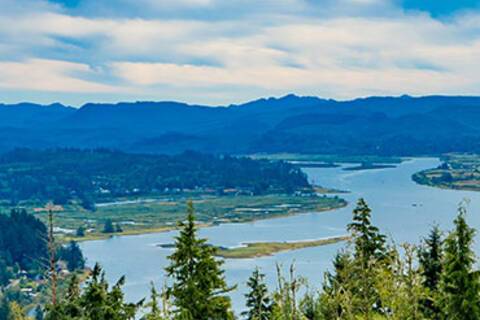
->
xmin=3 ymin=93 xmax=480 ymax=109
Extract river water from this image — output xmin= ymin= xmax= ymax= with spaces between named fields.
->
xmin=80 ymin=158 xmax=480 ymax=313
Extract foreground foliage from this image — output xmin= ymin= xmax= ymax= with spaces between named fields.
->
xmin=165 ymin=201 xmax=235 ymax=320
xmin=3 ymin=199 xmax=480 ymax=319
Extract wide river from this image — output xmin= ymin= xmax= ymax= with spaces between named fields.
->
xmin=81 ymin=158 xmax=480 ymax=313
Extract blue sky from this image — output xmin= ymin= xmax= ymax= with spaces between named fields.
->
xmin=401 ymin=0 xmax=480 ymax=16
xmin=1 ymin=0 xmax=480 ymax=106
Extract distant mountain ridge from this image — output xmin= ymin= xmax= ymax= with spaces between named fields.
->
xmin=2 ymin=94 xmax=480 ymax=155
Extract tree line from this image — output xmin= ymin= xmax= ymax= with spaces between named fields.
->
xmin=2 ymin=199 xmax=479 ymax=319
xmin=0 ymin=149 xmax=310 ymax=210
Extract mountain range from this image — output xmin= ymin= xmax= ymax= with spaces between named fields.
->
xmin=2 ymin=94 xmax=480 ymax=156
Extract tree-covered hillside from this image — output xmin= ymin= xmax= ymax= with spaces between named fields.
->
xmin=2 ymin=95 xmax=480 ymax=155
xmin=0 ymin=149 xmax=310 ymax=209
xmin=0 ymin=209 xmax=48 ymax=277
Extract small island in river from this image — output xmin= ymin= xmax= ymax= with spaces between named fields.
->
xmin=215 ymin=235 xmax=351 ymax=259
xmin=343 ymin=163 xmax=397 ymax=171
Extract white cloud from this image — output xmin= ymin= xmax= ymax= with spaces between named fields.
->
xmin=0 ymin=59 xmax=116 ymax=93
xmin=0 ymin=0 xmax=479 ymax=104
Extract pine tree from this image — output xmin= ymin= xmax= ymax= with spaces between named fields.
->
xmin=61 ymin=274 xmax=82 ymax=318
xmin=103 ymin=219 xmax=115 ymax=233
xmin=347 ymin=198 xmax=386 ymax=264
xmin=418 ymin=225 xmax=443 ymax=319
xmin=346 ymin=199 xmax=387 ymax=319
xmin=419 ymin=225 xmax=443 ymax=291
xmin=80 ymin=264 xmax=140 ymax=319
xmin=58 ymin=241 xmax=85 ymax=272
xmin=165 ymin=201 xmax=234 ymax=320
xmin=44 ymin=264 xmax=141 ymax=320
xmin=243 ymin=268 xmax=272 ymax=320
xmin=440 ymin=206 xmax=480 ymax=320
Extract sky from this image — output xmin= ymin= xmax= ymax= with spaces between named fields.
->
xmin=1 ymin=0 xmax=480 ymax=106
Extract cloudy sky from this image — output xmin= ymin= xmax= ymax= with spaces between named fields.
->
xmin=1 ymin=0 xmax=480 ymax=106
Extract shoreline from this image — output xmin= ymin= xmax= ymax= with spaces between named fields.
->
xmin=215 ymin=235 xmax=351 ymax=259
xmin=66 ymin=200 xmax=348 ymax=243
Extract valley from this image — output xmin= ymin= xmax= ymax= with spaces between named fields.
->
xmin=80 ymin=157 xmax=480 ymax=312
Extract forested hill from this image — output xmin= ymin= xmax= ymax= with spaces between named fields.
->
xmin=0 ymin=149 xmax=310 ymax=209
xmin=2 ymin=95 xmax=480 ymax=155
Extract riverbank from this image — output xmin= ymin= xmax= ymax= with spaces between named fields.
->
xmin=56 ymin=194 xmax=347 ymax=242
xmin=216 ymin=236 xmax=351 ymax=259
xmin=412 ymin=154 xmax=480 ymax=192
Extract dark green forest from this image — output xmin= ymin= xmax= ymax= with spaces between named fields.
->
xmin=2 ymin=200 xmax=479 ymax=319
xmin=0 ymin=209 xmax=84 ymax=316
xmin=0 ymin=149 xmax=310 ymax=209
xmin=0 ymin=209 xmax=48 ymax=273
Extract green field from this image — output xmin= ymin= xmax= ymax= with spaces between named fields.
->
xmin=13 ymin=193 xmax=347 ymax=241
xmin=216 ymin=235 xmax=351 ymax=259
xmin=413 ymin=154 xmax=480 ymax=192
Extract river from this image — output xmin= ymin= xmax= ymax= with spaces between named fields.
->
xmin=80 ymin=158 xmax=480 ymax=313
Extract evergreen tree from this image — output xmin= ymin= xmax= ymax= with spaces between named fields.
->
xmin=58 ymin=241 xmax=85 ymax=272
xmin=60 ymin=274 xmax=82 ymax=319
xmin=44 ymin=264 xmax=141 ymax=320
xmin=103 ymin=219 xmax=115 ymax=233
xmin=76 ymin=226 xmax=85 ymax=237
xmin=80 ymin=264 xmax=140 ymax=319
xmin=243 ymin=268 xmax=272 ymax=320
xmin=439 ymin=206 xmax=480 ymax=320
xmin=299 ymin=291 xmax=322 ymax=320
xmin=165 ymin=201 xmax=234 ymax=320
xmin=0 ymin=296 xmax=11 ymax=320
xmin=0 ymin=260 xmax=12 ymax=287
xmin=419 ymin=225 xmax=443 ymax=291
xmin=319 ymin=251 xmax=356 ymax=319
xmin=346 ymin=199 xmax=387 ymax=318
xmin=418 ymin=225 xmax=443 ymax=319
xmin=347 ymin=198 xmax=386 ymax=264
xmin=0 ymin=209 xmax=48 ymax=272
